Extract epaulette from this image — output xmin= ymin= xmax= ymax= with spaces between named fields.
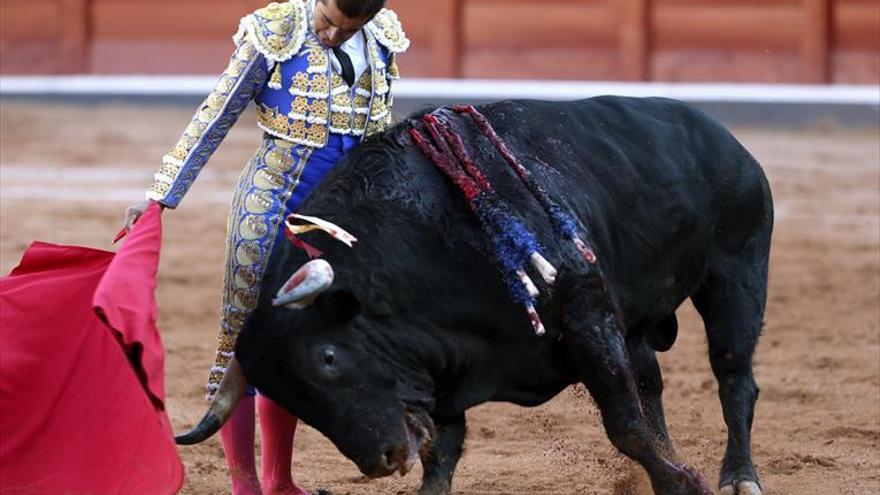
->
xmin=367 ymin=8 xmax=410 ymax=54
xmin=234 ymin=1 xmax=308 ymax=63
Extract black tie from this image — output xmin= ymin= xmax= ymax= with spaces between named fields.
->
xmin=332 ymin=46 xmax=356 ymax=87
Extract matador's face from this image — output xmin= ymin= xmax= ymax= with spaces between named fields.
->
xmin=313 ymin=0 xmax=371 ymax=48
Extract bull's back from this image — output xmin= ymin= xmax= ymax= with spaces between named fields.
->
xmin=476 ymin=97 xmax=773 ymax=325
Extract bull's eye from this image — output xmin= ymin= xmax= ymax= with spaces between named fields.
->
xmin=316 ymin=345 xmax=341 ymax=380
xmin=323 ymin=349 xmax=336 ymax=366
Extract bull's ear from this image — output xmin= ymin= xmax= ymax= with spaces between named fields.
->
xmin=315 ymin=289 xmax=362 ymax=322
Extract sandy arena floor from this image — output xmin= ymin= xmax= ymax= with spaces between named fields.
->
xmin=1 ymin=101 xmax=878 ymax=495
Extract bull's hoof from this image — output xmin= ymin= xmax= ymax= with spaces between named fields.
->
xmin=672 ymin=463 xmax=714 ymax=495
xmin=418 ymin=480 xmax=452 ymax=495
xmin=720 ymin=480 xmax=762 ymax=495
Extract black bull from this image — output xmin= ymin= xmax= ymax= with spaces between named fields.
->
xmin=179 ymin=97 xmax=772 ymax=495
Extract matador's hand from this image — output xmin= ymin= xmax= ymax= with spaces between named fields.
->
xmin=122 ymin=200 xmax=158 ymax=233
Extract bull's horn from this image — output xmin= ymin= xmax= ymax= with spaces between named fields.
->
xmin=175 ymin=357 xmax=247 ymax=445
xmin=272 ymin=259 xmax=335 ymax=309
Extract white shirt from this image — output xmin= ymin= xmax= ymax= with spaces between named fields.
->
xmin=307 ymin=0 xmax=369 ymax=83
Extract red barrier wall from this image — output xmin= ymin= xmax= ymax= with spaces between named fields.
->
xmin=1 ymin=0 xmax=877 ymax=83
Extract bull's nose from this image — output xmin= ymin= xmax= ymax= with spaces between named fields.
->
xmin=375 ymin=445 xmax=407 ymax=476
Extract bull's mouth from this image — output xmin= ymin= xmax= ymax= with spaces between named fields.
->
xmin=369 ymin=408 xmax=435 ymax=478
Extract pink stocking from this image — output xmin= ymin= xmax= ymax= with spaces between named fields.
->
xmin=221 ymin=395 xmax=262 ymax=495
xmin=258 ymin=394 xmax=309 ymax=495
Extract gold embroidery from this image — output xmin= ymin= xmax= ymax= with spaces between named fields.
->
xmin=264 ymin=147 xmax=294 ymax=173
xmin=387 ymin=55 xmax=400 ymax=79
xmin=290 ymin=120 xmax=308 ymax=140
xmin=269 ymin=35 xmax=287 ymax=51
xmin=385 ymin=29 xmax=400 ymax=45
xmin=186 ymin=120 xmax=207 ymax=139
xmin=157 ymin=162 xmax=181 ymax=179
xmin=370 ymin=97 xmax=387 ymax=119
xmin=147 ymin=36 xmax=255 ymax=201
xmin=257 ymin=104 xmax=290 ymax=135
xmin=290 ymin=70 xmax=329 ymax=97
xmin=310 ymin=73 xmax=329 ymax=94
xmin=206 ymin=92 xmax=225 ymax=110
xmin=292 ymin=72 xmax=309 ymax=90
xmin=148 ymin=181 xmax=171 ymax=197
xmin=332 ymin=92 xmax=352 ymax=108
xmin=310 ymin=99 xmax=328 ymax=115
xmin=366 ymin=117 xmax=387 ymax=136
xmin=257 ymin=2 xmax=293 ymax=21
xmin=269 ymin=63 xmax=283 ymax=89
xmin=330 ymin=73 xmax=347 ymax=92
xmin=291 ymin=96 xmax=309 ymax=115
xmin=353 ymin=93 xmax=370 ymax=109
xmin=367 ymin=8 xmax=410 ymax=54
xmin=217 ymin=333 xmax=236 ymax=353
xmin=236 ymin=43 xmax=256 ymax=60
xmin=357 ymin=71 xmax=372 ymax=91
xmin=242 ymin=1 xmax=307 ymax=63
xmin=208 ymin=134 xmax=319 ymax=399
xmin=233 ymin=289 xmax=256 ymax=309
xmin=240 ymin=215 xmax=269 ymax=240
xmin=253 ymin=15 xmax=403 ymax=150
xmin=354 ymin=113 xmax=368 ymax=132
xmin=245 ymin=190 xmax=276 ymax=213
xmin=198 ymin=107 xmax=217 ymax=123
xmin=274 ymin=138 xmax=293 ymax=149
xmin=307 ymin=48 xmax=328 ymax=69
xmin=234 ymin=266 xmax=258 ymax=289
xmin=308 ymin=123 xmax=328 ymax=144
xmin=326 ymin=57 xmax=380 ymax=136
xmin=225 ymin=311 xmax=246 ymax=332
xmin=235 ymin=241 xmax=262 ymax=266
xmin=374 ymin=73 xmax=389 ymax=95
xmin=226 ymin=60 xmax=244 ymax=78
xmin=216 ymin=75 xmax=235 ymax=94
xmin=331 ymin=112 xmax=351 ymax=129
xmin=267 ymin=18 xmax=292 ymax=35
xmin=272 ymin=110 xmax=291 ymax=130
xmin=254 ymin=169 xmax=284 ymax=190
xmin=168 ymin=145 xmax=188 ymax=162
xmin=175 ymin=136 xmax=194 ymax=151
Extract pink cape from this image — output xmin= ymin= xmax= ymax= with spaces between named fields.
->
xmin=0 ymin=203 xmax=184 ymax=494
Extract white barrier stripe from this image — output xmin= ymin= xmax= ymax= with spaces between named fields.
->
xmin=1 ymin=167 xmax=151 ymax=182
xmin=0 ymin=165 xmax=237 ymax=182
xmin=397 ymin=79 xmax=880 ymax=105
xmin=0 ymin=76 xmax=217 ymax=96
xmin=0 ymin=187 xmax=230 ymax=203
xmin=1 ymin=76 xmax=878 ymax=105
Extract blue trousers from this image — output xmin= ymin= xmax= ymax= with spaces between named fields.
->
xmin=206 ymin=133 xmax=359 ymax=399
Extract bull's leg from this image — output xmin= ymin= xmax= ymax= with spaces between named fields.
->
xmin=557 ymin=274 xmax=711 ymax=495
xmin=418 ymin=414 xmax=466 ymax=495
xmin=691 ymin=256 xmax=767 ymax=495
xmin=626 ymin=335 xmax=673 ymax=456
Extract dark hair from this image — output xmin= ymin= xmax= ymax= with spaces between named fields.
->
xmin=321 ymin=0 xmax=387 ymax=19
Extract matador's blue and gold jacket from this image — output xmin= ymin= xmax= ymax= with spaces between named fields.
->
xmin=146 ymin=1 xmax=409 ymax=208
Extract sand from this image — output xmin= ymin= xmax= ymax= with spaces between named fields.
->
xmin=1 ymin=101 xmax=877 ymax=495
